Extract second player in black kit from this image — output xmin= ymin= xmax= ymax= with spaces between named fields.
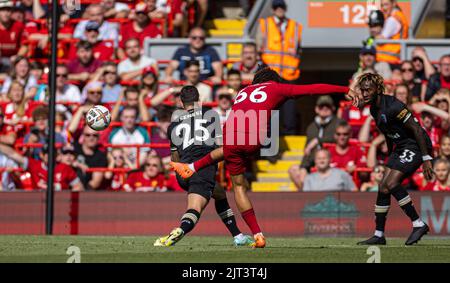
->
xmin=168 ymin=103 xmax=220 ymax=200
xmin=347 ymin=73 xmax=433 ymax=246
xmin=154 ymin=85 xmax=253 ymax=247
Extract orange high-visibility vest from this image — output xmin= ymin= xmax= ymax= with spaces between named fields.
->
xmin=376 ymin=8 xmax=409 ymax=64
xmin=260 ymin=16 xmax=302 ymax=81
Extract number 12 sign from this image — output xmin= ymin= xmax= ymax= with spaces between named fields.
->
xmin=308 ymin=0 xmax=411 ymax=28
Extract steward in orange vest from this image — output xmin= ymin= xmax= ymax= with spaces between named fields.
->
xmin=258 ymin=1 xmax=302 ymax=81
xmin=376 ymin=7 xmax=409 ymax=64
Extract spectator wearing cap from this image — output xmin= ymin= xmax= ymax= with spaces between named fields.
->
xmin=0 ymin=0 xmax=28 ymax=75
xmin=73 ymin=3 xmax=119 ymax=47
xmin=102 ymin=0 xmax=130 ymax=19
xmin=288 ymin=95 xmax=344 ymax=190
xmin=164 ymin=27 xmax=223 ymax=84
xmin=231 ymin=43 xmax=261 ymax=82
xmin=411 ymin=47 xmax=436 ymax=81
xmin=118 ymin=38 xmax=158 ymax=81
xmin=109 ymin=106 xmax=151 ymax=166
xmin=68 ymin=21 xmax=115 ymax=61
xmin=257 ymin=0 xmax=302 ymax=135
xmin=425 ymin=54 xmax=450 ymax=101
xmin=0 ymin=142 xmax=84 ymax=191
xmin=214 ymin=88 xmax=233 ymax=129
xmin=67 ymin=40 xmax=103 ymax=84
xmin=352 ymin=45 xmax=392 ymax=80
xmin=24 ymin=106 xmax=65 ymax=159
xmin=73 ymin=125 xmax=107 ymax=190
xmin=117 ymin=2 xmax=162 ymax=60
xmin=183 ymin=60 xmax=212 ymax=102
xmin=302 ymin=149 xmax=357 ymax=192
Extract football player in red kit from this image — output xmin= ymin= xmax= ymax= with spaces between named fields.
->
xmin=171 ymin=67 xmax=351 ymax=248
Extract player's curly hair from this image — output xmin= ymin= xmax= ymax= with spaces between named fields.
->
xmin=252 ymin=66 xmax=282 ymax=84
xmin=356 ymin=73 xmax=385 ymax=95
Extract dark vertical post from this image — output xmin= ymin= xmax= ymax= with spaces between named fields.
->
xmin=46 ymin=0 xmax=60 ymax=235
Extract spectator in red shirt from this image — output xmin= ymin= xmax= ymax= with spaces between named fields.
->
xmin=68 ymin=21 xmax=115 ymax=61
xmin=420 ymin=111 xmax=442 ymax=147
xmin=328 ymin=121 xmax=366 ymax=174
xmin=0 ymin=106 xmax=16 ymax=146
xmin=0 ymin=1 xmax=28 ymax=74
xmin=425 ymin=54 xmax=450 ymax=100
xmin=105 ymin=148 xmax=134 ymax=191
xmin=0 ymin=143 xmax=84 ymax=191
xmin=123 ymin=154 xmax=180 ymax=192
xmin=67 ymin=40 xmax=103 ymax=84
xmin=422 ymin=158 xmax=450 ymax=191
xmin=1 ymin=80 xmax=31 ymax=139
xmin=118 ymin=2 xmax=162 ymax=59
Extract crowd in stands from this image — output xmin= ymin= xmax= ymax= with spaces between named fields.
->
xmin=0 ymin=0 xmax=449 ymax=193
xmin=0 ymin=0 xmax=260 ymax=192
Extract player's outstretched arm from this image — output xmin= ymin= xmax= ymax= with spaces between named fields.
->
xmin=403 ymin=115 xmax=434 ymax=181
xmin=287 ymin=84 xmax=349 ymax=97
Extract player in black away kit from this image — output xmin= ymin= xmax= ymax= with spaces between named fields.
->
xmin=347 ymin=73 xmax=433 ymax=245
xmin=154 ymin=86 xmax=253 ymax=247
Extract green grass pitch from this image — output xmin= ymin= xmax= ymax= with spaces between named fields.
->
xmin=0 ymin=236 xmax=449 ymax=263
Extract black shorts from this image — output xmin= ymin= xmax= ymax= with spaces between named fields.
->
xmin=176 ymin=164 xmax=217 ymax=200
xmin=386 ymin=146 xmax=423 ymax=176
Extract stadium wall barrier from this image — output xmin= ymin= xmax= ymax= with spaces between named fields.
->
xmin=1 ymin=192 xmax=449 ymax=237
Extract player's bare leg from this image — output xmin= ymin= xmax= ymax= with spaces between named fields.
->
xmin=212 ymin=185 xmax=254 ymax=247
xmin=155 ymin=193 xmax=209 ymax=247
xmin=230 ymin=174 xmax=265 ymax=248
xmin=170 ymin=148 xmax=224 ymax=179
xmin=358 ymin=168 xmax=429 ymax=246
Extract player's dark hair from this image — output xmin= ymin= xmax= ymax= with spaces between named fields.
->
xmin=180 ymin=85 xmax=200 ymax=104
xmin=356 ymin=72 xmax=385 ymax=95
xmin=252 ymin=66 xmax=282 ymax=84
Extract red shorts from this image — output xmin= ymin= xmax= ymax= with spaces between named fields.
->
xmin=223 ymin=144 xmax=260 ymax=175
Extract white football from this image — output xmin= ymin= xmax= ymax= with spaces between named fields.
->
xmin=85 ymin=105 xmax=111 ymax=131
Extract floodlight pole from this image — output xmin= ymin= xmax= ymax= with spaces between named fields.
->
xmin=46 ymin=0 xmax=60 ymax=235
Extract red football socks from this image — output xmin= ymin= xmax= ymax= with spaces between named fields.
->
xmin=241 ymin=208 xmax=262 ymax=235
xmin=193 ymin=154 xmax=214 ymax=171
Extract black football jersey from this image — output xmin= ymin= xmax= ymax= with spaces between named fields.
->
xmin=370 ymin=95 xmax=432 ymax=150
xmin=168 ymin=107 xmax=221 ymax=163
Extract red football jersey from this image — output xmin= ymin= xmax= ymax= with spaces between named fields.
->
xmin=25 ymin=158 xmax=80 ymax=191
xmin=422 ymin=181 xmax=450 ymax=192
xmin=0 ymin=21 xmax=27 ymax=57
xmin=124 ymin=171 xmax=180 ymax=192
xmin=223 ymin=81 xmax=349 ymax=145
xmin=329 ymin=145 xmax=367 ymax=169
xmin=119 ymin=21 xmax=162 ymax=49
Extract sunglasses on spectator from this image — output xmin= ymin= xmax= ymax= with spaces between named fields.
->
xmin=84 ymin=133 xmax=99 ymax=138
xmin=401 ymin=68 xmax=413 ymax=72
xmin=190 ymin=36 xmax=205 ymax=41
xmin=113 ymin=156 xmax=124 ymax=160
xmin=88 ymin=90 xmax=102 ymax=95
xmin=335 ymin=132 xmax=350 ymax=136
xmin=104 ymin=71 xmax=116 ymax=75
xmin=145 ymin=163 xmax=159 ymax=168
xmin=57 ymin=73 xmax=68 ymax=78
